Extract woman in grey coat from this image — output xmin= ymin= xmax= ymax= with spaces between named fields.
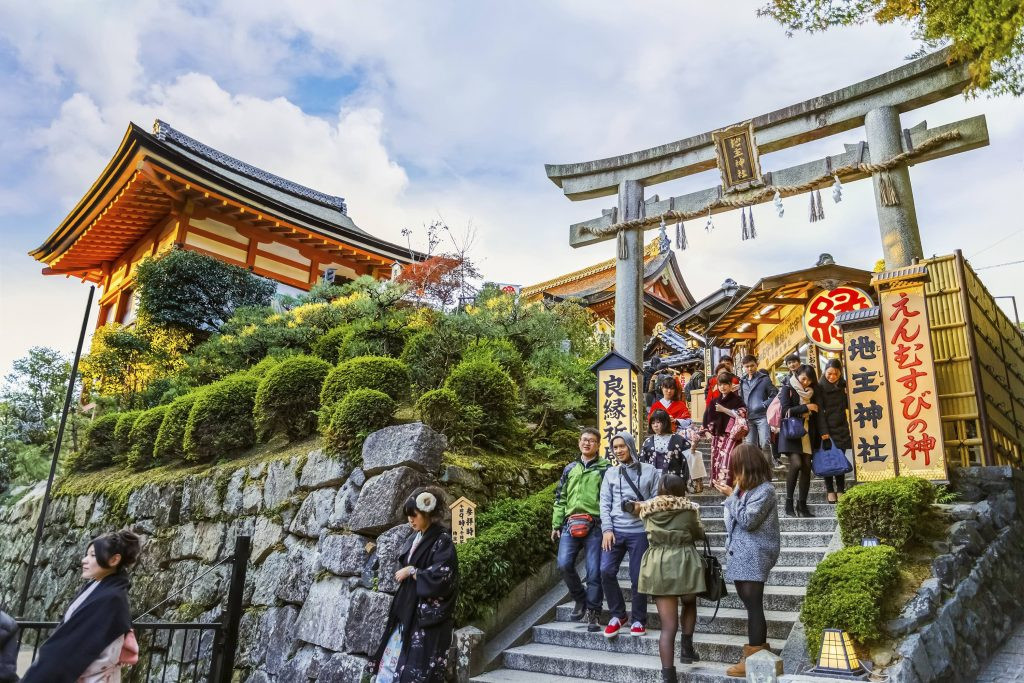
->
xmin=713 ymin=444 xmax=781 ymax=678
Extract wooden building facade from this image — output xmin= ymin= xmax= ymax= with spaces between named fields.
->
xmin=30 ymin=120 xmax=418 ymax=326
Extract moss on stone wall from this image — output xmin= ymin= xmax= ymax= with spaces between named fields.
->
xmin=440 ymin=451 xmax=567 ymax=506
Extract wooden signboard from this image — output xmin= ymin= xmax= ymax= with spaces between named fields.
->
xmin=880 ymin=285 xmax=949 ymax=481
xmin=755 ymin=306 xmax=805 ymax=369
xmin=449 ymin=496 xmax=477 ymax=544
xmin=842 ymin=325 xmax=898 ymax=481
xmin=712 ymin=121 xmax=763 ymax=193
xmin=591 ymin=350 xmax=643 ymax=460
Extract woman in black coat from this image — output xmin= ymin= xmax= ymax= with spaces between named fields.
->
xmin=22 ymin=530 xmax=140 ymax=683
xmin=777 ymin=365 xmax=822 ymax=518
xmin=0 ymin=610 xmax=18 ymax=683
xmin=369 ymin=487 xmax=459 ymax=683
xmin=817 ymin=359 xmax=852 ymax=502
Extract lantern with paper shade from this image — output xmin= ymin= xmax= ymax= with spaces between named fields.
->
xmin=810 ymin=628 xmax=867 ymax=678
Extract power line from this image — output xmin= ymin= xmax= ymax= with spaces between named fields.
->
xmin=970 ymin=259 xmax=1024 ymax=270
xmin=970 ymin=227 xmax=1024 ymax=259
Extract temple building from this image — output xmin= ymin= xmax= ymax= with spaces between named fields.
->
xmin=521 ymin=240 xmax=695 ymax=336
xmin=30 ymin=120 xmax=418 ymax=326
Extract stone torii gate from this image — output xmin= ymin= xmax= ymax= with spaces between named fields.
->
xmin=545 ymin=48 xmax=989 ymax=368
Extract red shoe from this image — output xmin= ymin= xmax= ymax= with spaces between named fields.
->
xmin=630 ymin=622 xmax=646 ymax=637
xmin=603 ymin=618 xmax=622 ymax=638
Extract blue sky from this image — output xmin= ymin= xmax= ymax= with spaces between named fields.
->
xmin=1 ymin=1 xmax=1022 ymax=374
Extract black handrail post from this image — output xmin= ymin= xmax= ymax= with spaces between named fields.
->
xmin=18 ymin=285 xmax=94 ymax=617
xmin=217 ymin=534 xmax=250 ymax=683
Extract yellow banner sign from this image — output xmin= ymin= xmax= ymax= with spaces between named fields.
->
xmin=597 ymin=367 xmax=642 ymax=459
xmin=803 ymin=287 xmax=874 ymax=351
xmin=880 ymin=285 xmax=948 ymax=481
xmin=843 ymin=326 xmax=898 ymax=481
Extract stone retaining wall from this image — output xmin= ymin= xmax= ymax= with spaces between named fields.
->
xmin=0 ymin=423 xmax=447 ymax=682
xmin=883 ymin=466 xmax=1024 ymax=683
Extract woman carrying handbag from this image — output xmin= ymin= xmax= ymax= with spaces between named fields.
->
xmin=777 ymin=364 xmax=821 ymax=518
xmin=816 ymin=359 xmax=853 ymax=503
xmin=713 ymin=444 xmax=781 ymax=678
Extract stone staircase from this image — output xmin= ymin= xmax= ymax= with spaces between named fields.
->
xmin=473 ymin=453 xmax=839 ymax=683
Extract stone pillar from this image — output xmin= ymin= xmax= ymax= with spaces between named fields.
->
xmin=864 ymin=106 xmax=922 ymax=268
xmin=615 ymin=179 xmax=645 ymax=368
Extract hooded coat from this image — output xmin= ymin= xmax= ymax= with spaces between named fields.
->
xmin=600 ymin=433 xmax=661 ymax=535
xmin=21 ymin=572 xmax=132 ymax=683
xmin=370 ymin=523 xmax=459 ymax=683
xmin=633 ymin=496 xmax=706 ymax=596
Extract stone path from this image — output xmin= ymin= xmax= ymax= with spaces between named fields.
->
xmin=474 ymin=451 xmax=840 ymax=683
xmin=974 ymin=620 xmax=1024 ymax=682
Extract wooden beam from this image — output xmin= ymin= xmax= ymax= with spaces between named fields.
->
xmin=568 ymin=116 xmax=988 ymax=247
xmin=137 ymin=160 xmax=185 ymax=202
xmin=174 ymin=199 xmax=195 ymax=243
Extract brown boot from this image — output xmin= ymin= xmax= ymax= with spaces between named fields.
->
xmin=725 ymin=644 xmax=768 ymax=677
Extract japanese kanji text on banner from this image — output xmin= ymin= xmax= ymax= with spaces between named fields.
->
xmin=843 ymin=326 xmax=898 ymax=481
xmin=591 ymin=351 xmax=643 ymax=460
xmin=803 ymin=287 xmax=874 ymax=351
xmin=880 ymin=285 xmax=949 ymax=481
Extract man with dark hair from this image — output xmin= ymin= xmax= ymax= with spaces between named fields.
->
xmin=785 ymin=353 xmax=801 ymax=377
xmin=552 ymin=427 xmax=610 ymax=632
xmin=740 ymin=354 xmax=778 ymax=465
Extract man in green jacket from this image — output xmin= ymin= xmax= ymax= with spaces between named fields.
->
xmin=551 ymin=426 xmax=610 ymax=632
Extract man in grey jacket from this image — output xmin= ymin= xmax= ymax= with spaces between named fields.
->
xmin=599 ymin=432 xmax=661 ymax=638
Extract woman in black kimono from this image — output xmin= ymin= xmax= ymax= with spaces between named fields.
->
xmin=369 ymin=487 xmax=459 ymax=683
xmin=22 ymin=530 xmax=141 ymax=683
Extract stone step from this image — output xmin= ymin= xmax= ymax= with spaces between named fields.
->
xmin=532 ymin=620 xmax=787 ymax=663
xmin=690 ymin=490 xmax=833 ymax=505
xmin=604 ymin=546 xmax=826 ymax=567
xmin=500 ymin=642 xmax=740 ymax=682
xmin=472 ymin=670 xmax=606 ymax=683
xmin=693 ymin=503 xmax=835 ymax=518
xmin=700 ymin=516 xmax=836 ymax=532
xmin=616 ymin=565 xmax=818 ymax=587
xmin=553 ymin=604 xmax=798 ymax=639
xmin=595 ymin=582 xmax=806 ymax=612
xmin=704 ymin=531 xmax=833 ymax=547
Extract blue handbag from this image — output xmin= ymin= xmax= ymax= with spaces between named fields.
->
xmin=812 ymin=442 xmax=853 ymax=476
xmin=780 ymin=410 xmax=806 ymax=441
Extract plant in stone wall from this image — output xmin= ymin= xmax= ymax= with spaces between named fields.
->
xmin=153 ymin=393 xmax=198 ymax=463
xmin=801 ymin=545 xmax=903 ymax=658
xmin=321 ymin=388 xmax=396 ymax=461
xmin=183 ymin=375 xmax=260 ymax=461
xmin=254 ymin=355 xmax=332 ymax=441
xmin=125 ymin=405 xmax=169 ymax=469
xmin=837 ymin=477 xmax=936 ymax=551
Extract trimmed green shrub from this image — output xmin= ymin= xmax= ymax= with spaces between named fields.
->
xmin=444 ymin=358 xmax=518 ymax=446
xmin=153 ymin=393 xmax=198 ymax=462
xmin=416 ymin=388 xmax=462 ymax=437
xmin=321 ymin=388 xmax=396 ymax=460
xmin=247 ymin=356 xmax=283 ymax=378
xmin=338 ymin=319 xmax=410 ymax=359
xmin=254 ymin=355 xmax=332 ymax=441
xmin=312 ymin=326 xmax=350 ymax=364
xmin=184 ymin=375 xmax=260 ymax=461
xmin=801 ymin=545 xmax=902 ymax=658
xmin=464 ymin=338 xmax=525 ymax=385
xmin=837 ymin=476 xmax=936 ymax=550
xmin=401 ymin=328 xmax=468 ymax=394
xmin=456 ymin=484 xmax=556 ymax=624
xmin=80 ymin=413 xmax=121 ymax=470
xmin=112 ymin=410 xmax=143 ymax=462
xmin=320 ymin=356 xmax=410 ymax=408
xmin=125 ymin=405 xmax=169 ymax=469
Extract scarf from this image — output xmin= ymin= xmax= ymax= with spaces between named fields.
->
xmin=789 ymin=375 xmax=814 ymax=403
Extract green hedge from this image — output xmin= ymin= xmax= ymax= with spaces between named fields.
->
xmin=801 ymin=545 xmax=902 ymax=658
xmin=80 ymin=413 xmax=122 ymax=470
xmin=184 ymin=375 xmax=260 ymax=461
xmin=321 ymin=388 xmax=396 ymax=460
xmin=456 ymin=484 xmax=556 ymax=624
xmin=312 ymin=326 xmax=350 ymax=364
xmin=110 ymin=410 xmax=143 ymax=464
xmin=837 ymin=477 xmax=936 ymax=550
xmin=463 ymin=338 xmax=525 ymax=385
xmin=444 ymin=358 xmax=517 ymax=447
xmin=125 ymin=405 xmax=169 ymax=469
xmin=416 ymin=388 xmax=463 ymax=440
xmin=153 ymin=393 xmax=198 ymax=462
xmin=320 ymin=356 xmax=410 ymax=408
xmin=254 ymin=355 xmax=332 ymax=441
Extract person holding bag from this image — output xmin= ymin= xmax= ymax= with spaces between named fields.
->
xmin=816 ymin=359 xmax=853 ymax=503
xmin=22 ymin=530 xmax=141 ymax=683
xmin=641 ymin=409 xmax=706 ymax=493
xmin=713 ymin=444 xmax=781 ymax=678
xmin=777 ymin=364 xmax=821 ymax=517
xmin=599 ymin=432 xmax=661 ymax=639
xmin=702 ymin=372 xmax=746 ymax=487
xmin=551 ymin=427 xmax=610 ymax=632
xmin=627 ymin=474 xmax=705 ymax=683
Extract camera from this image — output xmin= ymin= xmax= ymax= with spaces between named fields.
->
xmin=621 ymin=499 xmax=637 ymax=514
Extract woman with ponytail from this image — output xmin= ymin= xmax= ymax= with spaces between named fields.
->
xmin=22 ymin=530 xmax=141 ymax=683
xmin=368 ymin=487 xmax=459 ymax=682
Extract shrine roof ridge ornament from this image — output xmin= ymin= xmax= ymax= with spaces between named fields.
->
xmin=545 ymin=48 xmax=968 ymax=201
xmin=153 ymin=120 xmax=348 ymax=214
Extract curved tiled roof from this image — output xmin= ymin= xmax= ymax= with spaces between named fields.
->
xmin=153 ymin=120 xmax=347 ymax=214
xmin=521 ymin=239 xmax=661 ymax=297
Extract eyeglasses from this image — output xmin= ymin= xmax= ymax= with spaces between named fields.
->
xmin=580 ymin=438 xmax=599 ymax=444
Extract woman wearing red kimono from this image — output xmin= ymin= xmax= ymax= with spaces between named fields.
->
xmin=648 ymin=376 xmax=691 ymax=427
xmin=702 ymin=372 xmax=746 ymax=487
